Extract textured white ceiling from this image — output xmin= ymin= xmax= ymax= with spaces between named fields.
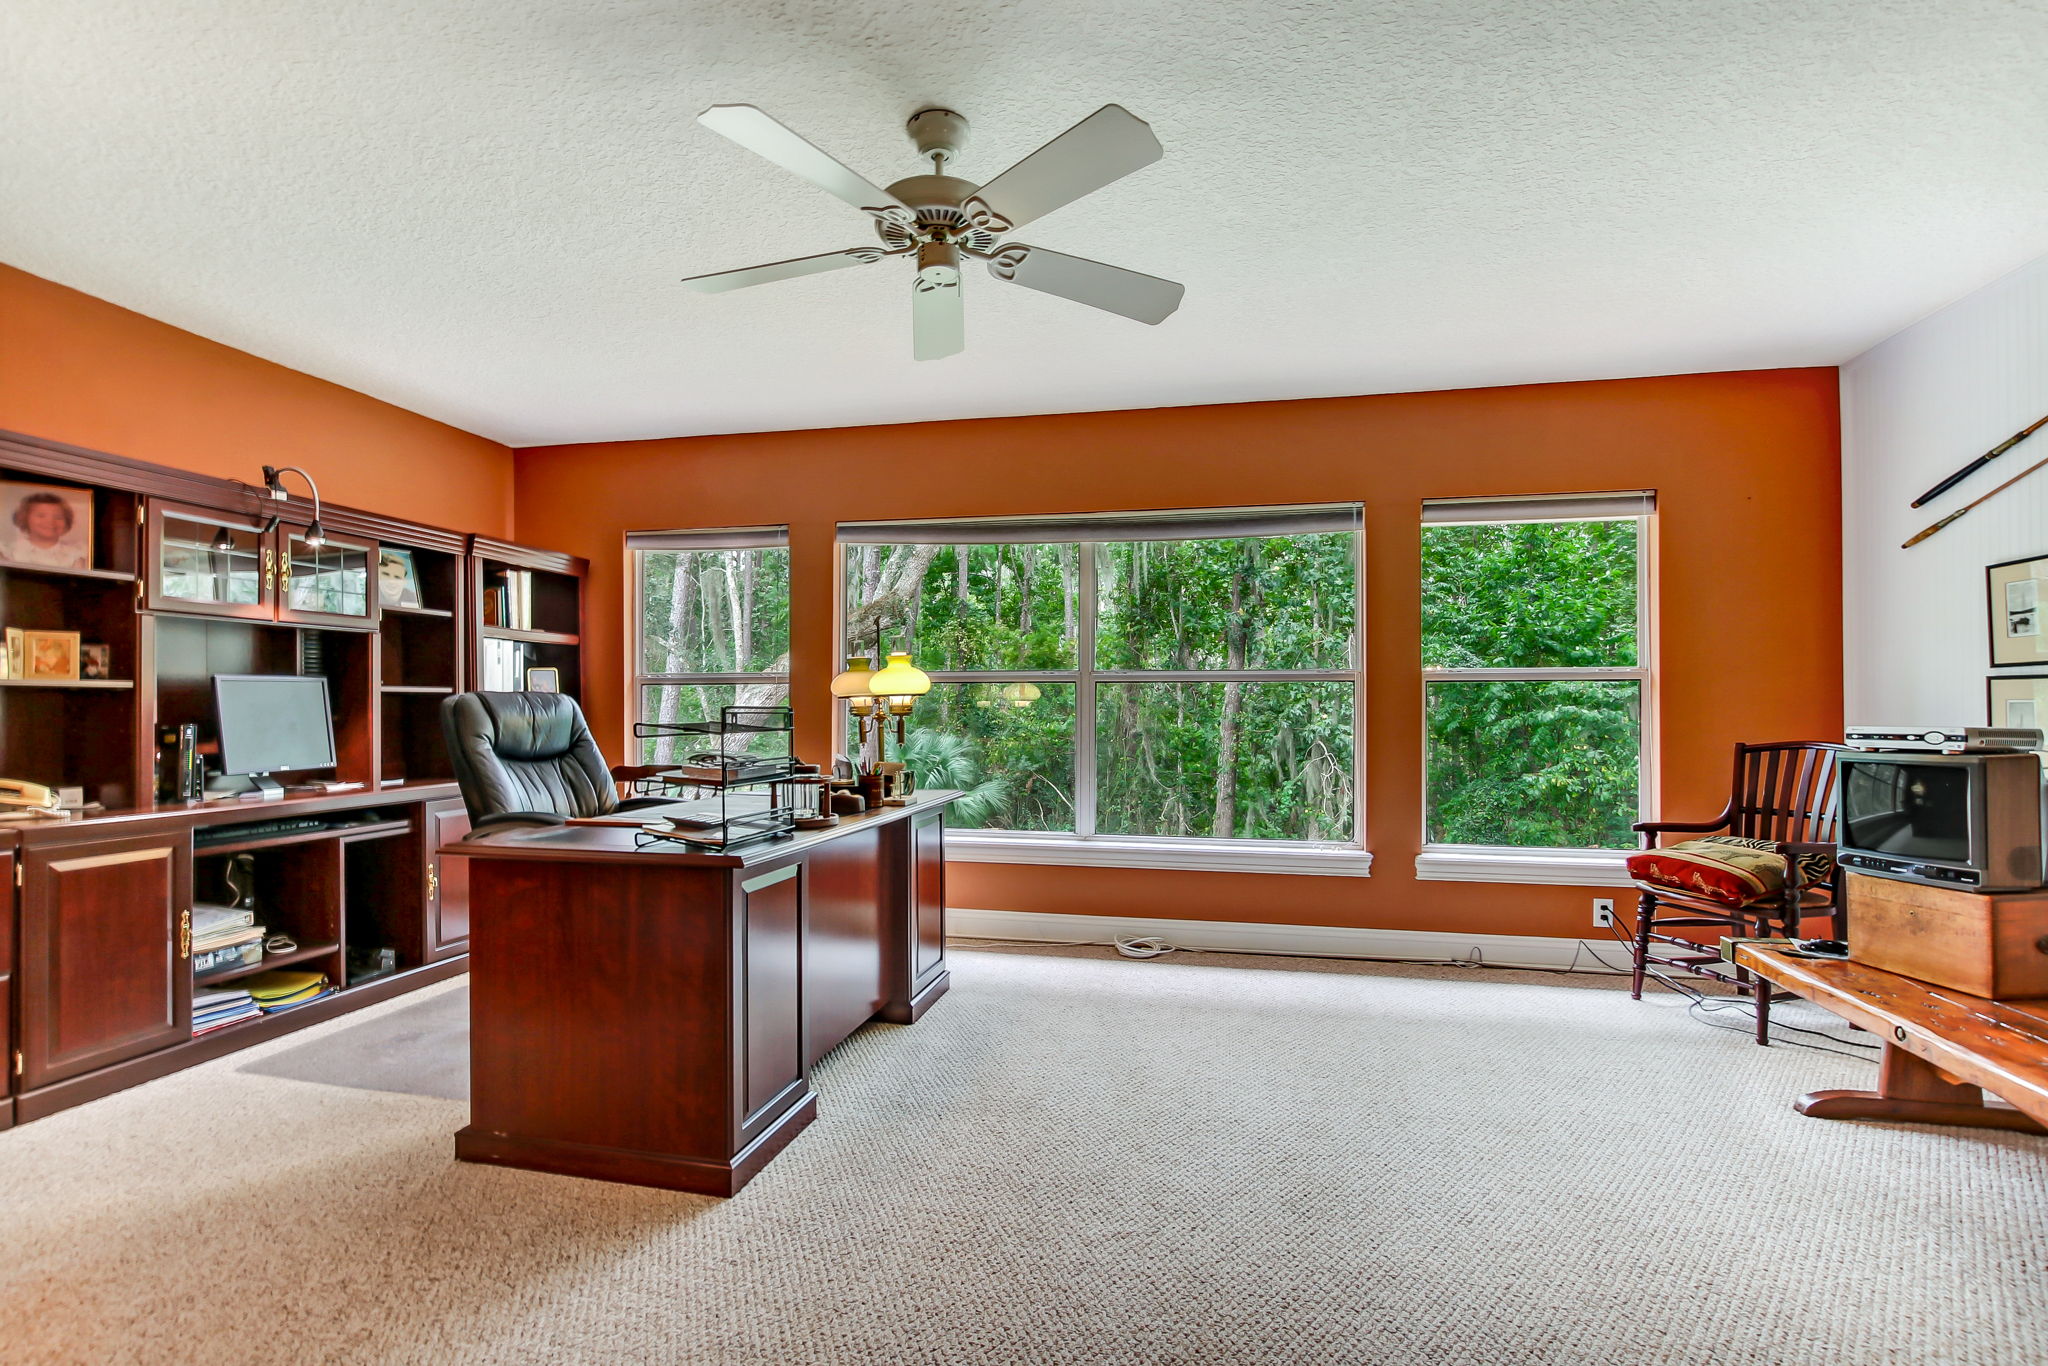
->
xmin=3 ymin=1 xmax=2045 ymax=447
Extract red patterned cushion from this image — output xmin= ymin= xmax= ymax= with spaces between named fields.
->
xmin=1626 ymin=837 xmax=1796 ymax=907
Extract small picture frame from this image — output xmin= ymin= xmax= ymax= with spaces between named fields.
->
xmin=1989 ymin=554 xmax=2048 ymax=667
xmin=21 ymin=629 xmax=81 ymax=681
xmin=0 ymin=480 xmax=94 ymax=571
xmin=5 ymin=627 xmax=22 ymax=678
xmin=376 ymin=546 xmax=423 ymax=609
xmin=525 ymin=666 xmax=560 ymax=693
xmin=1989 ymin=674 xmax=2048 ymax=731
xmin=80 ymin=643 xmax=112 ymax=680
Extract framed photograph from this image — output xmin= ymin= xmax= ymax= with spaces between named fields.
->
xmin=80 ymin=643 xmax=112 ymax=680
xmin=376 ymin=547 xmax=423 ymax=609
xmin=21 ymin=629 xmax=80 ymax=681
xmin=0 ymin=480 xmax=94 ymax=571
xmin=1990 ymin=554 xmax=2048 ymax=666
xmin=525 ymin=666 xmax=560 ymax=693
xmin=1989 ymin=674 xmax=2048 ymax=731
xmin=5 ymin=627 xmax=21 ymax=678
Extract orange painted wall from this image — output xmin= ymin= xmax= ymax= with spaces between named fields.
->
xmin=518 ymin=369 xmax=1841 ymax=941
xmin=0 ymin=265 xmax=513 ymax=537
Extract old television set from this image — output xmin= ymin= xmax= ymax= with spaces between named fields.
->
xmin=212 ymin=673 xmax=338 ymax=799
xmin=1837 ymin=750 xmax=2045 ymax=892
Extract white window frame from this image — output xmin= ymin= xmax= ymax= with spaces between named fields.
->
xmin=1414 ymin=494 xmax=1653 ymax=885
xmin=628 ymin=529 xmax=791 ymax=757
xmin=839 ymin=508 xmax=1371 ymax=877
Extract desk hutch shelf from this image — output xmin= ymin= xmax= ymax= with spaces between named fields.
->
xmin=0 ymin=428 xmax=588 ymax=1131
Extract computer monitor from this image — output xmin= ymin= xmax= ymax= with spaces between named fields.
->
xmin=212 ymin=673 xmax=337 ymax=798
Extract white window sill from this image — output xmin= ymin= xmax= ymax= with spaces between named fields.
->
xmin=945 ymin=831 xmax=1373 ymax=877
xmin=1413 ymin=844 xmax=1636 ymax=887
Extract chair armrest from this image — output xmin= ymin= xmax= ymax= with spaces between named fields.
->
xmin=470 ymin=811 xmax=568 ymax=833
xmin=1632 ymin=818 xmax=1729 ymax=849
xmin=610 ymin=764 xmax=679 ymax=782
xmin=616 ymin=796 xmax=677 ymax=812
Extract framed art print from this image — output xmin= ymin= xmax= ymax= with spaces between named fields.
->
xmin=1989 ymin=674 xmax=2048 ymax=730
xmin=1988 ymin=554 xmax=2048 ymax=667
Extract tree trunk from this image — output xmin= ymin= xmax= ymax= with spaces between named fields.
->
xmin=1058 ymin=544 xmax=1076 ymax=646
xmin=737 ymin=551 xmax=755 ymax=670
xmin=1211 ymin=552 xmax=1250 ymax=837
xmin=655 ymin=555 xmax=697 ymax=763
xmin=956 ymin=546 xmax=970 ymax=602
xmin=1019 ymin=544 xmax=1037 ymax=635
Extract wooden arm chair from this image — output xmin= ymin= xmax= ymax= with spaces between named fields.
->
xmin=1630 ymin=741 xmax=1848 ymax=1044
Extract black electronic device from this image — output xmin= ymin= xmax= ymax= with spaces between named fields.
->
xmin=212 ymin=674 xmax=338 ymax=799
xmin=194 ymin=815 xmax=327 ymax=847
xmin=157 ymin=721 xmax=201 ymax=802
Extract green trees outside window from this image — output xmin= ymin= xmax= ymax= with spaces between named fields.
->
xmin=634 ymin=545 xmax=791 ymax=763
xmin=845 ymin=527 xmax=1360 ymax=842
xmin=1421 ymin=517 xmax=1646 ymax=849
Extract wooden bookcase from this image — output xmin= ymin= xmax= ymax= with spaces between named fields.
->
xmin=0 ymin=428 xmax=588 ymax=1128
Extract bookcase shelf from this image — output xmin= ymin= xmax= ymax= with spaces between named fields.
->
xmin=0 ymin=677 xmax=134 ymax=690
xmin=480 ymin=625 xmax=579 ymax=646
xmin=0 ymin=558 xmax=137 ymax=583
xmin=380 ymin=684 xmax=453 ymax=695
xmin=194 ymin=939 xmax=341 ymax=986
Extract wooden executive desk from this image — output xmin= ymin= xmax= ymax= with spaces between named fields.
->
xmin=442 ymin=792 xmax=958 ymax=1196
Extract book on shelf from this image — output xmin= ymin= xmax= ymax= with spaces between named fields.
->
xmin=191 ymin=904 xmax=255 ymax=938
xmin=194 ymin=987 xmax=255 ymax=1013
xmin=193 ymin=1003 xmax=264 ymax=1036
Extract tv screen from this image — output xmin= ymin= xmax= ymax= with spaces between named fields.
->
xmin=1842 ymin=760 xmax=1971 ymax=863
xmin=212 ymin=674 xmax=337 ymax=777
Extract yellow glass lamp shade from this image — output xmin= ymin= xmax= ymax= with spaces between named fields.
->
xmin=999 ymin=681 xmax=1042 ymax=708
xmin=869 ymin=652 xmax=931 ymax=700
xmin=830 ymin=655 xmax=874 ymax=697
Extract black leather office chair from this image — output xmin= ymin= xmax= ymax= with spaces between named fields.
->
xmin=441 ymin=691 xmax=673 ymax=830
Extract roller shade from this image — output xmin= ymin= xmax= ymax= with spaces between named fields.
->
xmin=626 ymin=526 xmax=789 ymax=551
xmin=839 ymin=503 xmax=1362 ymax=546
xmin=1422 ymin=492 xmax=1654 ymax=525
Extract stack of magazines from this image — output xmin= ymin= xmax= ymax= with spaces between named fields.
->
xmin=191 ymin=987 xmax=261 ymax=1037
xmin=191 ymin=904 xmax=264 ymax=976
xmin=243 ymin=970 xmax=334 ymax=1014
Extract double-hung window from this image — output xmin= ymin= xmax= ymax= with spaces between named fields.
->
xmin=840 ymin=506 xmax=1365 ymax=873
xmin=1417 ymin=493 xmax=1653 ymax=879
xmin=629 ymin=527 xmax=791 ymax=763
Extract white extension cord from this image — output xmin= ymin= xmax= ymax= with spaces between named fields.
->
xmin=1114 ymin=935 xmax=1177 ymax=959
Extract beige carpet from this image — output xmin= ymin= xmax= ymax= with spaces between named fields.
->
xmin=3 ymin=946 xmax=2046 ymax=1366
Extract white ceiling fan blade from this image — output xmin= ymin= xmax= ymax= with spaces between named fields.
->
xmin=911 ymin=242 xmax=965 ymax=361
xmin=984 ymin=245 xmax=1184 ymax=325
xmin=969 ymin=105 xmax=1162 ymax=231
xmin=682 ymin=247 xmax=889 ymax=294
xmin=698 ymin=105 xmax=911 ymax=222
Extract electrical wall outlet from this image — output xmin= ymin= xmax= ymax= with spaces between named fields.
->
xmin=1592 ymin=898 xmax=1616 ymax=928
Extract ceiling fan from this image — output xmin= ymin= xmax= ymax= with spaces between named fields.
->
xmin=682 ymin=103 xmax=1183 ymax=360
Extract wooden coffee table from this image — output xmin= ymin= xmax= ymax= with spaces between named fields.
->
xmin=1733 ymin=945 xmax=2048 ymax=1135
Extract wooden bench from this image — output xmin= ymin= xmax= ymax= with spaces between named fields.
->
xmin=1733 ymin=944 xmax=2048 ymax=1135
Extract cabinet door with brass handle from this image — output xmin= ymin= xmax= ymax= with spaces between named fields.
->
xmin=423 ymin=800 xmax=471 ymax=959
xmin=15 ymin=831 xmax=193 ymax=1089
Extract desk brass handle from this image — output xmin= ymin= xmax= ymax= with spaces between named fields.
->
xmin=262 ymin=545 xmax=275 ymax=595
xmin=179 ymin=909 xmax=191 ymax=960
xmin=427 ymin=866 xmax=439 ymax=901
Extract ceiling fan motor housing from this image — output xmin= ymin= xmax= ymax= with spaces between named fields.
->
xmin=876 ymin=173 xmax=998 ymax=253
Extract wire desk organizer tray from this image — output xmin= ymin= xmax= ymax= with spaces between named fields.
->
xmin=629 ymin=705 xmax=798 ymax=851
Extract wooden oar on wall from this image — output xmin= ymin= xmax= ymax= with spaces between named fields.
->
xmin=1903 ymin=449 xmax=2048 ymax=548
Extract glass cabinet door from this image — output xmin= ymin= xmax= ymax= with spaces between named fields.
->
xmin=145 ymin=502 xmax=272 ymax=619
xmin=278 ymin=528 xmax=377 ymax=627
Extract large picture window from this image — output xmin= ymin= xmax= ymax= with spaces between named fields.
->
xmin=1421 ymin=493 xmax=1652 ymax=852
xmin=630 ymin=528 xmax=790 ymax=763
xmin=841 ymin=507 xmax=1362 ymax=852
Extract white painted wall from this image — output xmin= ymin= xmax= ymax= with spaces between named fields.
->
xmin=1842 ymin=255 xmax=2048 ymax=725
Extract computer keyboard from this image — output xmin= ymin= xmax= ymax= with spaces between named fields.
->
xmin=195 ymin=816 xmax=326 ymax=846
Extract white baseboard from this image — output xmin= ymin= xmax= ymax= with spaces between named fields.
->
xmin=946 ymin=907 xmax=1625 ymax=973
